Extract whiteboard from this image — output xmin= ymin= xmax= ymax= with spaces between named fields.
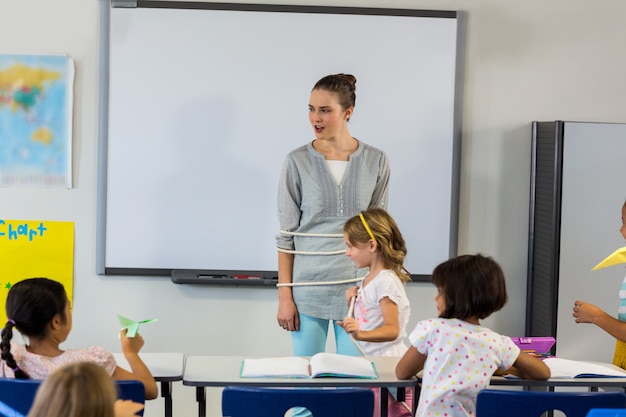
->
xmin=98 ymin=2 xmax=464 ymax=279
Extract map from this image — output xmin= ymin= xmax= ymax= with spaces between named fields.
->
xmin=0 ymin=54 xmax=74 ymax=187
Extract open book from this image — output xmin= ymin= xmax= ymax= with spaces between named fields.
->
xmin=240 ymin=352 xmax=378 ymax=379
xmin=543 ymin=358 xmax=626 ymax=378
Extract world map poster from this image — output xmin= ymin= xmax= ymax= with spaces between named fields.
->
xmin=0 ymin=54 xmax=74 ymax=187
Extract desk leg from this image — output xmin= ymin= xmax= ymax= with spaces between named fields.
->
xmin=412 ymin=384 xmax=420 ymax=416
xmin=380 ymin=387 xmax=389 ymax=417
xmin=195 ymin=387 xmax=206 ymax=417
xmin=160 ymin=381 xmax=172 ymax=417
xmin=397 ymin=387 xmax=405 ymax=402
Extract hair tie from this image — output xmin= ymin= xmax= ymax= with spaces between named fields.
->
xmin=359 ymin=213 xmax=376 ymax=242
xmin=12 ymin=366 xmax=19 ymax=372
xmin=7 ymin=319 xmax=15 ymax=326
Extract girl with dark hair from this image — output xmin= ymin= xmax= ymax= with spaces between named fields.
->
xmin=395 ymin=254 xmax=550 ymax=417
xmin=0 ymin=277 xmax=158 ymax=400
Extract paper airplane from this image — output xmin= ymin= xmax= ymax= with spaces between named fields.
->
xmin=117 ymin=315 xmax=157 ymax=338
xmin=591 ymin=246 xmax=626 ymax=271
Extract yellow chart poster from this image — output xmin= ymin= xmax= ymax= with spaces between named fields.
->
xmin=0 ymin=220 xmax=74 ymax=324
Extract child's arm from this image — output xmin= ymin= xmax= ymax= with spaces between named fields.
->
xmin=574 ymin=300 xmax=626 ymax=342
xmin=500 ymin=352 xmax=551 ymax=380
xmin=347 ymin=297 xmax=400 ymax=342
xmin=395 ymin=346 xmax=426 ymax=379
xmin=112 ymin=330 xmax=159 ymax=400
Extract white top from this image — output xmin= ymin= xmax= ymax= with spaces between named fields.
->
xmin=325 ymin=160 xmax=348 ymax=185
xmin=355 ymin=269 xmax=410 ymax=356
xmin=409 ymin=318 xmax=520 ymax=417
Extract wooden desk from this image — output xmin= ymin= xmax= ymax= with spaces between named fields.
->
xmin=114 ymin=352 xmax=185 ymax=417
xmin=183 ymin=355 xmax=418 ymax=417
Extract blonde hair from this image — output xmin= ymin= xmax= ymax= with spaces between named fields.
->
xmin=344 ymin=208 xmax=411 ymax=283
xmin=27 ymin=361 xmax=117 ymax=417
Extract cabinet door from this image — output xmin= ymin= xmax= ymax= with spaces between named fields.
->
xmin=556 ymin=122 xmax=626 ymax=361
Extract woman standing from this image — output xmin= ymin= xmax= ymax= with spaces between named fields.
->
xmin=276 ymin=73 xmax=390 ymax=356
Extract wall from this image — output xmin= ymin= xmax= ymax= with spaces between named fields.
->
xmin=2 ymin=0 xmax=626 ymax=416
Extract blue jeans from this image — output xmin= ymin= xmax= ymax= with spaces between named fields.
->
xmin=290 ymin=313 xmax=362 ymax=417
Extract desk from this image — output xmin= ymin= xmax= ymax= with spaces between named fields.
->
xmin=489 ymin=361 xmax=626 ymax=391
xmin=489 ymin=375 xmax=626 ymax=391
xmin=114 ymin=352 xmax=185 ymax=417
xmin=183 ymin=355 xmax=418 ymax=417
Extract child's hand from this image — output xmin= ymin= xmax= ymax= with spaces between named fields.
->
xmin=345 ymin=286 xmax=358 ymax=304
xmin=119 ymin=329 xmax=145 ymax=356
xmin=114 ymin=399 xmax=144 ymax=417
xmin=340 ymin=317 xmax=359 ymax=336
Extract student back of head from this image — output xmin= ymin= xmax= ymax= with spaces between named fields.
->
xmin=27 ymin=361 xmax=143 ymax=417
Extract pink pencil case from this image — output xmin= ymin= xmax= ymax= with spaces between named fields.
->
xmin=511 ymin=336 xmax=556 ymax=355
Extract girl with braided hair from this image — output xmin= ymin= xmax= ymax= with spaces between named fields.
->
xmin=0 ymin=277 xmax=157 ymax=400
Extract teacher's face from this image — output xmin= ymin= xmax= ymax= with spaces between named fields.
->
xmin=308 ymin=89 xmax=351 ymax=140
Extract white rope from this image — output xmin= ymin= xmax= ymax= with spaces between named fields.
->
xmin=347 ymin=296 xmax=367 ymax=356
xmin=276 ymin=277 xmax=364 ymax=287
xmin=277 ymin=230 xmax=345 ymax=255
xmin=279 ymin=230 xmax=343 ymax=238
xmin=277 ymin=247 xmax=346 ymax=256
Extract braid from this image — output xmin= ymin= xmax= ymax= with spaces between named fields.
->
xmin=1 ymin=321 xmax=30 ymax=379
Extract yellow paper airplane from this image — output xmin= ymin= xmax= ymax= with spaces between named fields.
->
xmin=117 ymin=315 xmax=157 ymax=338
xmin=592 ymin=246 xmax=626 ymax=271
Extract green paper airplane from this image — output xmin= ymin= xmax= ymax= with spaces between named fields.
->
xmin=117 ymin=315 xmax=157 ymax=338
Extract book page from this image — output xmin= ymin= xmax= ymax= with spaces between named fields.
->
xmin=240 ymin=356 xmax=310 ymax=378
xmin=544 ymin=358 xmax=626 ymax=378
xmin=309 ymin=353 xmax=378 ymax=379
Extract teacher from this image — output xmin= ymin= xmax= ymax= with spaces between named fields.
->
xmin=276 ymin=73 xmax=390 ymax=357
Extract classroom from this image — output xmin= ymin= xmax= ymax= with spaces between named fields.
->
xmin=2 ymin=0 xmax=626 ymax=416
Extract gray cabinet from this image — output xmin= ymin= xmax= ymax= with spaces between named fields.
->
xmin=528 ymin=121 xmax=626 ymax=361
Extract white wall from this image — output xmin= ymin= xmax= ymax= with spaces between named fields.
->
xmin=2 ymin=0 xmax=626 ymax=416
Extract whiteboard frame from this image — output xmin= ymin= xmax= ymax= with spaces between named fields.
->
xmin=97 ymin=0 xmax=465 ymax=282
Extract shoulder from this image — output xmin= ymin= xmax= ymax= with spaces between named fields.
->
xmin=285 ymin=143 xmax=313 ymax=160
xmin=10 ymin=343 xmax=27 ymax=357
xmin=62 ymin=346 xmax=112 ymax=363
xmin=281 ymin=143 xmax=320 ymax=173
xmin=374 ymin=270 xmax=407 ymax=297
xmin=64 ymin=346 xmax=117 ymax=375
xmin=409 ymin=318 xmax=448 ymax=348
xmin=414 ymin=318 xmax=449 ymax=333
xmin=358 ymin=142 xmax=388 ymax=158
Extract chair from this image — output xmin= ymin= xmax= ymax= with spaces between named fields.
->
xmin=221 ymin=386 xmax=375 ymax=417
xmin=0 ymin=378 xmax=40 ymax=417
xmin=115 ymin=380 xmax=146 ymax=416
xmin=476 ymin=389 xmax=626 ymax=417
xmin=0 ymin=379 xmax=145 ymax=417
xmin=587 ymin=410 xmax=626 ymax=417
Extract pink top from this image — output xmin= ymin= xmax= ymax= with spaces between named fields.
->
xmin=0 ymin=344 xmax=117 ymax=379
